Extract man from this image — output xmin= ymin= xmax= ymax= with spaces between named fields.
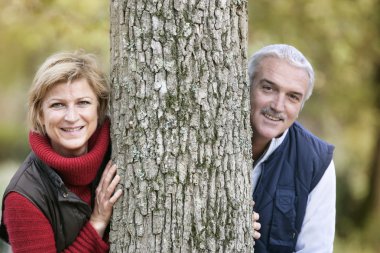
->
xmin=249 ymin=44 xmax=336 ymax=253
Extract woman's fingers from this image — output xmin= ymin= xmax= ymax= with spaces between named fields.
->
xmin=109 ymin=189 xmax=123 ymax=204
xmin=90 ymin=161 xmax=123 ymax=237
xmin=97 ymin=160 xmax=113 ymax=194
xmin=101 ymin=163 xmax=117 ymax=191
xmin=103 ymin=173 xmax=121 ymax=202
xmin=95 ymin=160 xmax=122 ymax=209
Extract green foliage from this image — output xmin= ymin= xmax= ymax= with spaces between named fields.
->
xmin=0 ymin=0 xmax=379 ymax=251
xmin=0 ymin=0 xmax=110 ymax=89
xmin=248 ymin=0 xmax=380 ymax=252
xmin=0 ymin=123 xmax=29 ymax=161
xmin=334 ymin=211 xmax=380 ymax=253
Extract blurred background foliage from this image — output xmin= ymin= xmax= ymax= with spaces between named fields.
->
xmin=0 ymin=0 xmax=379 ymax=252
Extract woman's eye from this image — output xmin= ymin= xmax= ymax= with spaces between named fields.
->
xmin=78 ymin=100 xmax=91 ymax=106
xmin=51 ymin=103 xmax=64 ymax=108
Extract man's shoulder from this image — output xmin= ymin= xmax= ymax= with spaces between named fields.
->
xmin=289 ymin=122 xmax=334 ymax=189
xmin=291 ymin=121 xmax=334 ymax=153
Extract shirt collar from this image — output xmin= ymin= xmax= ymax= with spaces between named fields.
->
xmin=254 ymin=128 xmax=289 ymax=166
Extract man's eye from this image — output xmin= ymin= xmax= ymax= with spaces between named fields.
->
xmin=262 ymin=85 xmax=272 ymax=91
xmin=289 ymin=94 xmax=301 ymax=102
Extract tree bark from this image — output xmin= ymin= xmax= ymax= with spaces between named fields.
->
xmin=109 ymin=0 xmax=252 ymax=252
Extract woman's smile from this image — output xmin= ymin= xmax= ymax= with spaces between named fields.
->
xmin=41 ymin=78 xmax=98 ymax=157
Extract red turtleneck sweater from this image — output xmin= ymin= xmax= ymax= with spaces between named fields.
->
xmin=3 ymin=120 xmax=111 ymax=253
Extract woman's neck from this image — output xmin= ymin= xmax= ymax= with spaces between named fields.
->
xmin=51 ymin=142 xmax=88 ymax=157
xmin=29 ymin=119 xmax=110 ymax=186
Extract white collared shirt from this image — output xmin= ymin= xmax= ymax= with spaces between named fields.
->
xmin=252 ymin=130 xmax=336 ymax=253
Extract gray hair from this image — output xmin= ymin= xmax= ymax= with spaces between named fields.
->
xmin=248 ymin=44 xmax=315 ymax=101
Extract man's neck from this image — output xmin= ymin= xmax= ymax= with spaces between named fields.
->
xmin=251 ymin=136 xmax=271 ymax=161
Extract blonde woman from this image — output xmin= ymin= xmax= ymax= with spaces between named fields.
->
xmin=0 ymin=51 xmax=122 ymax=252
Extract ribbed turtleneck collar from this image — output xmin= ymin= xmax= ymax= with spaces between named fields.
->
xmin=29 ymin=119 xmax=110 ymax=186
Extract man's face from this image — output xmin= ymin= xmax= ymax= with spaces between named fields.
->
xmin=250 ymin=57 xmax=309 ymax=144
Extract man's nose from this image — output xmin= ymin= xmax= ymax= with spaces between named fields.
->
xmin=271 ymin=94 xmax=285 ymax=112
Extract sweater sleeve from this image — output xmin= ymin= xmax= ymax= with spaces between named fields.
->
xmin=3 ymin=192 xmax=109 ymax=253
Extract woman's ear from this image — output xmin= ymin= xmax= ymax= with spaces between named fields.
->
xmin=37 ymin=111 xmax=45 ymax=134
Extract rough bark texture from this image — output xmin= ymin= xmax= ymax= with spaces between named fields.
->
xmin=109 ymin=0 xmax=252 ymax=252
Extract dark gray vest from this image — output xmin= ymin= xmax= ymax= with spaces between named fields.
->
xmin=0 ymin=152 xmax=107 ymax=251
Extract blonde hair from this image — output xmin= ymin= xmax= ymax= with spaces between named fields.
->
xmin=28 ymin=50 xmax=110 ymax=134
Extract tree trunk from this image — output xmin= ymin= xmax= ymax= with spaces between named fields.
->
xmin=109 ymin=0 xmax=252 ymax=252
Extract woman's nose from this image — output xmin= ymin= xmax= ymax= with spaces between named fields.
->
xmin=64 ymin=106 xmax=79 ymax=121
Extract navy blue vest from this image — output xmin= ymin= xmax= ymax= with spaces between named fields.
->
xmin=253 ymin=122 xmax=334 ymax=253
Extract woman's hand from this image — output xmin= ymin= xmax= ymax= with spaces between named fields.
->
xmin=90 ymin=161 xmax=123 ymax=237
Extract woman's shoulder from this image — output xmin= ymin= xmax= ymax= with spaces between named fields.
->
xmin=2 ymin=152 xmax=55 ymax=206
xmin=5 ymin=153 xmax=42 ymax=190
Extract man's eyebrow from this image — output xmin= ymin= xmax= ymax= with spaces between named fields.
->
xmin=260 ymin=78 xmax=276 ymax=86
xmin=290 ymin=91 xmax=304 ymax=96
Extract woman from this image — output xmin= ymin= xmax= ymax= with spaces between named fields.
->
xmin=0 ymin=51 xmax=122 ymax=252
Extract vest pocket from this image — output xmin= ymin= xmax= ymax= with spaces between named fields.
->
xmin=269 ymin=187 xmax=297 ymax=252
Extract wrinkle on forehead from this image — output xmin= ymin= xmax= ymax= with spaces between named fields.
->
xmin=256 ymin=57 xmax=309 ymax=96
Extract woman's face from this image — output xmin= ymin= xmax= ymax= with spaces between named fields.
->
xmin=41 ymin=78 xmax=99 ymax=157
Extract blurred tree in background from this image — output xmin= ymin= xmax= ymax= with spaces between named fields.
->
xmin=0 ymin=0 xmax=379 ymax=252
